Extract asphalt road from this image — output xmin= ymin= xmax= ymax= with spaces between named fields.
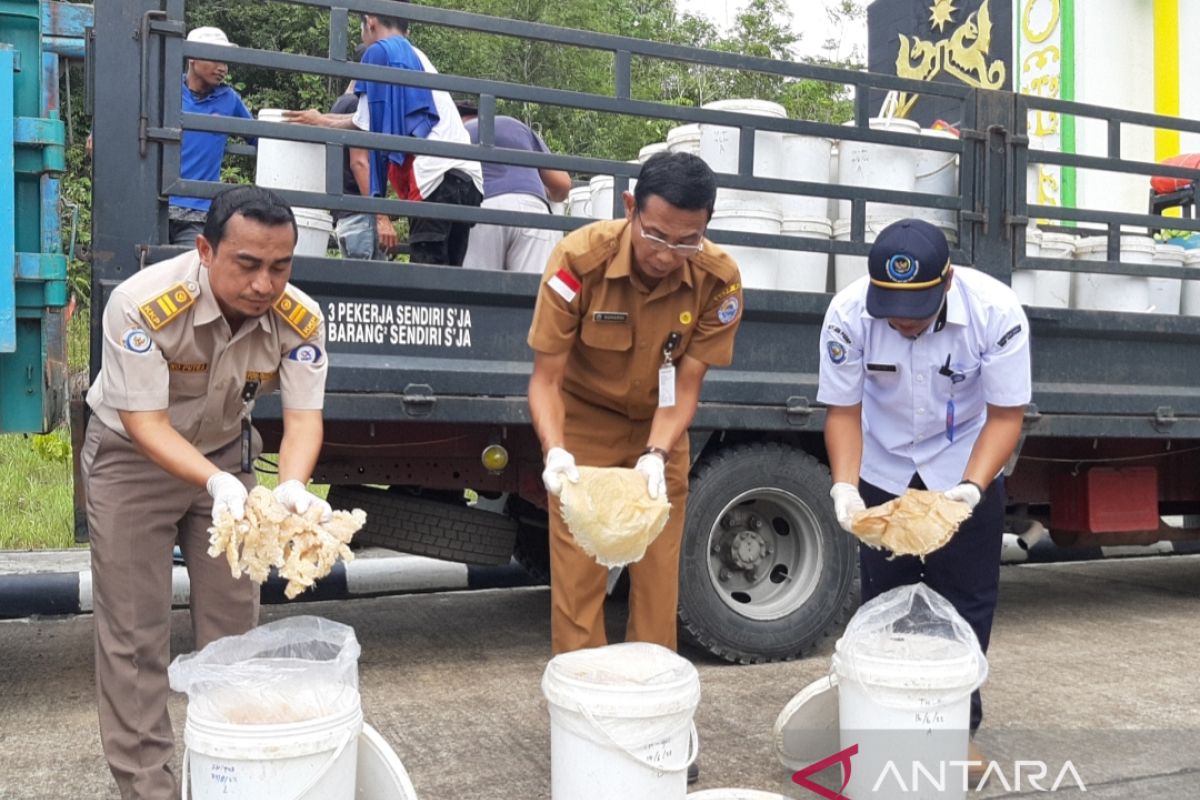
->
xmin=1 ymin=554 xmax=1198 ymax=799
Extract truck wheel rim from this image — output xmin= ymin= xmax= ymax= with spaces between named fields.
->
xmin=704 ymin=487 xmax=823 ymax=620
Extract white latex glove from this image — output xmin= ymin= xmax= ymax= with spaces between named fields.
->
xmin=206 ymin=471 xmax=248 ymax=525
xmin=635 ymin=453 xmax=667 ymax=501
xmin=542 ymin=447 xmax=580 ymax=497
xmin=829 ymin=482 xmax=866 ymax=533
xmin=273 ymin=479 xmax=334 ymax=523
xmin=943 ymin=480 xmax=983 ymax=511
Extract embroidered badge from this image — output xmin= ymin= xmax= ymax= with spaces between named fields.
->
xmin=273 ymin=291 xmax=321 ymax=340
xmin=886 ymin=253 xmax=919 ymax=283
xmin=287 ymin=344 xmax=323 ymax=364
xmin=138 ymin=282 xmax=195 ymax=331
xmin=122 ymin=328 xmax=154 ymax=353
xmin=717 ymin=296 xmax=740 ymax=325
xmin=547 ymin=269 xmax=581 ymax=303
xmin=827 ymin=340 xmax=847 ymax=365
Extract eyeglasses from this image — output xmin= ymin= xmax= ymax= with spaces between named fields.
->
xmin=636 ymin=214 xmax=705 ymax=255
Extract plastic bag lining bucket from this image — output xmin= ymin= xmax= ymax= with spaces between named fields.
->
xmin=183 ymin=701 xmax=362 ymax=800
xmin=543 ymin=642 xmax=700 ymax=800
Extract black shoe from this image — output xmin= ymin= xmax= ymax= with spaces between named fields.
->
xmin=687 ymin=759 xmax=700 ymax=785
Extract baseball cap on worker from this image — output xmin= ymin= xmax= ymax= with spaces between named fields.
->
xmin=186 ymin=26 xmax=233 ymax=47
xmin=865 ymin=218 xmax=951 ymax=320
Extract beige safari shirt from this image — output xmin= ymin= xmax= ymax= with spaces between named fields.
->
xmin=528 ymin=218 xmax=743 ymax=420
xmin=86 ymin=251 xmax=327 ymax=454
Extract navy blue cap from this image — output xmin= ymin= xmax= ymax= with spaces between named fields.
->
xmin=865 ymin=218 xmax=951 ymax=320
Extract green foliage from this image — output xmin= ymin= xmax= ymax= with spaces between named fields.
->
xmin=30 ymin=432 xmax=72 ymax=464
xmin=0 ymin=432 xmax=78 ymax=550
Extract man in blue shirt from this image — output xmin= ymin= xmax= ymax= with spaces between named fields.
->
xmin=169 ymin=27 xmax=254 ymax=246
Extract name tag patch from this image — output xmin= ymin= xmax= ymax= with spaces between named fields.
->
xmin=168 ymin=362 xmax=209 ymax=373
xmin=997 ymin=324 xmax=1023 ymax=348
xmin=592 ymin=311 xmax=628 ymax=323
xmin=547 ymin=269 xmax=581 ymax=303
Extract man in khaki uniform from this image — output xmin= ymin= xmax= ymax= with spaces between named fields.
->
xmin=527 ymin=151 xmax=743 ymax=658
xmin=82 ymin=185 xmax=330 ymax=800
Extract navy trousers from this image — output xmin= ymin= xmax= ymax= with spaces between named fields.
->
xmin=858 ymin=476 xmax=1005 ymax=732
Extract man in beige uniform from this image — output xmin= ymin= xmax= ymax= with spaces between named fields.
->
xmin=82 ymin=185 xmax=329 ymax=800
xmin=528 ymin=151 xmax=743 ymax=658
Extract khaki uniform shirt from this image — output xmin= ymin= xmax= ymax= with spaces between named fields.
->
xmin=528 ymin=219 xmax=743 ymax=420
xmin=86 ymin=251 xmax=327 ymax=454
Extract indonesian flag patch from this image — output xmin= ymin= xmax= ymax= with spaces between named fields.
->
xmin=547 ymin=269 xmax=581 ymax=303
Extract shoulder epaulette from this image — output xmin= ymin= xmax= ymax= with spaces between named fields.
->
xmin=273 ymin=290 xmax=321 ymax=339
xmin=138 ymin=282 xmax=196 ymax=331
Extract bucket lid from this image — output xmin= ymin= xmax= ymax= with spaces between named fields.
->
xmin=701 ymin=98 xmax=787 ymax=118
xmin=1075 ymin=235 xmax=1155 ymax=256
xmin=833 ymin=633 xmax=984 ymax=695
xmin=781 ymin=216 xmax=833 ymax=236
xmin=568 ymin=185 xmax=592 ymax=199
xmin=773 ymin=673 xmax=839 ymax=771
xmin=293 ymin=207 xmax=333 ymax=229
xmin=841 ymin=117 xmax=921 ymax=135
xmin=542 ymin=642 xmax=700 ymax=718
xmin=589 ymin=174 xmax=614 ymax=188
xmin=667 ymin=123 xmax=701 ymax=142
xmin=638 ymin=142 xmax=669 ymax=162
xmin=1186 ymin=249 xmax=1200 ymax=265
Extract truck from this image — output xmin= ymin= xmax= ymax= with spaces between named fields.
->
xmin=5 ymin=0 xmax=1199 ymax=662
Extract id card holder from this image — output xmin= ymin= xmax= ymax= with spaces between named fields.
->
xmin=658 ymin=364 xmax=676 ymax=408
xmin=945 ymin=399 xmax=956 ymax=443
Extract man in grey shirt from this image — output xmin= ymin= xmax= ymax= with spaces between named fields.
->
xmin=459 ymin=104 xmax=571 ymax=272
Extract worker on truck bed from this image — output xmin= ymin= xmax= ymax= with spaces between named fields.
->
xmin=82 ymin=185 xmax=330 ymax=800
xmin=818 ymin=217 xmax=1031 ymax=781
xmin=457 ymin=101 xmax=572 ymax=272
xmin=169 ymin=27 xmax=255 ymax=247
xmin=286 ymin=7 xmax=484 ymax=266
xmin=527 ymin=151 xmax=745 ymax=784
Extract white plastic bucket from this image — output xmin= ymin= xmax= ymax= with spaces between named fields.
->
xmin=543 ymin=643 xmax=700 ymax=800
xmin=184 ymin=700 xmax=362 ymax=800
xmin=255 ymin=109 xmax=326 ymax=194
xmin=639 ymin=142 xmax=669 ymax=163
xmin=913 ymin=128 xmax=959 ymax=229
xmin=590 ymin=173 xmax=637 ymax=220
xmin=775 ymin=216 xmax=832 ymax=293
xmin=687 ymin=791 xmax=789 ymax=799
xmin=779 ymin=134 xmax=834 ymax=220
xmin=293 ymin=207 xmax=333 ymax=258
xmin=1183 ymin=249 xmax=1200 ymax=317
xmin=834 ymin=633 xmax=980 ymax=800
xmin=1026 ymin=231 xmax=1075 ymax=308
xmin=832 ymin=218 xmax=892 ymax=292
xmin=699 ymin=99 xmax=786 ymax=175
xmin=666 ymin=124 xmax=701 ymax=156
xmin=1072 ymin=235 xmax=1155 ymax=312
xmin=568 ymin=185 xmax=593 ymax=218
xmin=836 ymin=117 xmax=921 ymax=221
xmin=709 ymin=204 xmax=783 ymax=290
xmin=1151 ymin=243 xmax=1184 ymax=315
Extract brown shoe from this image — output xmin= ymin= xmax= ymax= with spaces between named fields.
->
xmin=967 ymin=738 xmax=989 ymax=789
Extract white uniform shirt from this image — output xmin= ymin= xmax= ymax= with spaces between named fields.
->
xmin=352 ymin=45 xmax=484 ymax=199
xmin=817 ymin=267 xmax=1031 ymax=495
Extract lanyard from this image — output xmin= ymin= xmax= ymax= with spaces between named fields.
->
xmin=239 ymin=380 xmax=260 ymax=473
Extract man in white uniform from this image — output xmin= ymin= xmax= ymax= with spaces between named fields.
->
xmin=817 ymin=218 xmax=1031 ymax=767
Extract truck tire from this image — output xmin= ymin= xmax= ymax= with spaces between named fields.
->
xmin=326 ymin=485 xmax=517 ymax=566
xmin=678 ymin=442 xmax=859 ymax=664
xmin=506 ymin=496 xmax=551 ymax=583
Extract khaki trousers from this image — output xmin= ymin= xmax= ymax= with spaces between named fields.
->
xmin=548 ymin=395 xmax=690 ymax=654
xmin=81 ymin=420 xmax=260 ymax=800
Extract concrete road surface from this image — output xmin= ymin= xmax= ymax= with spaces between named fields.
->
xmin=1 ymin=555 xmax=1198 ymax=799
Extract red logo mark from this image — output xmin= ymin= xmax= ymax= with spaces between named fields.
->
xmin=791 ymin=743 xmax=858 ymax=800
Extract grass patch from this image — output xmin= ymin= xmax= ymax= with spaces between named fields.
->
xmin=0 ymin=430 xmax=77 ymax=550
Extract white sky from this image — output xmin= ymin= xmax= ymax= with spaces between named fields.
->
xmin=687 ymin=0 xmax=868 ymax=63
